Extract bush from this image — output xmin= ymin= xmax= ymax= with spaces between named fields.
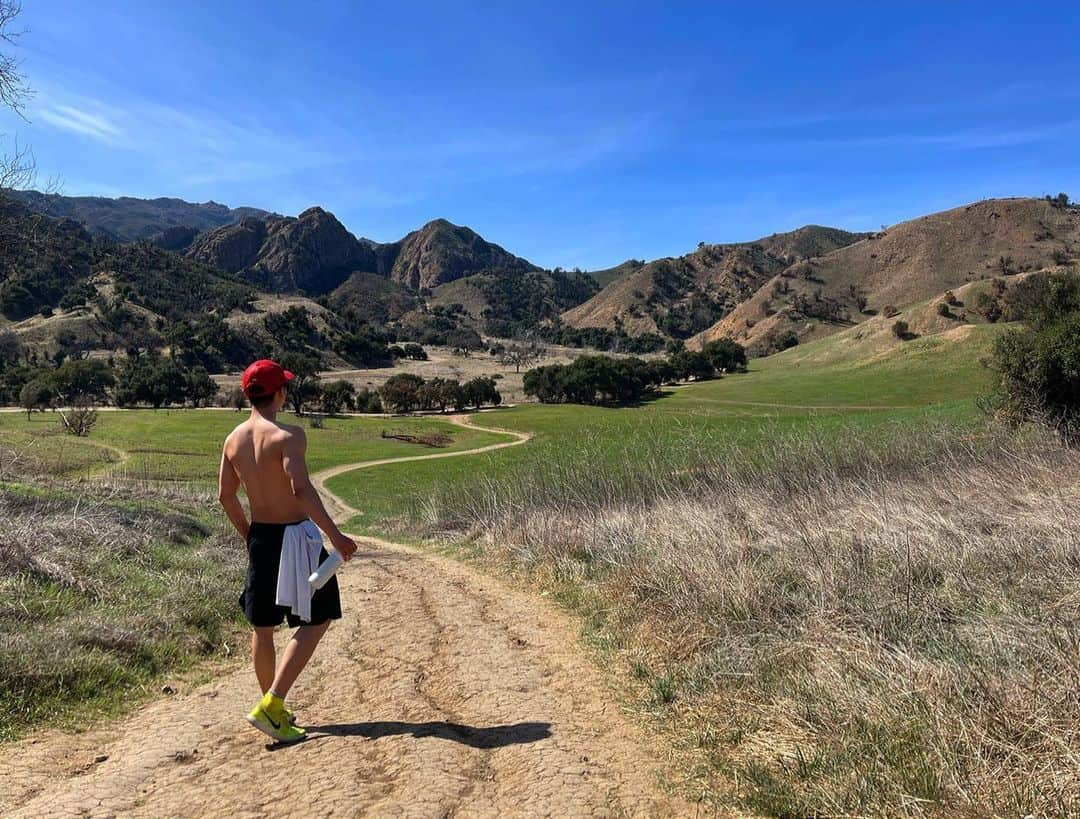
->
xmin=892 ymin=320 xmax=910 ymax=339
xmin=57 ymin=401 xmax=98 ymax=437
xmin=991 ymin=274 xmax=1080 ymax=442
xmin=974 ymin=291 xmax=1002 ymax=323
xmin=937 ymin=302 xmax=952 ymax=318
xmin=226 ymin=387 xmax=246 ymax=411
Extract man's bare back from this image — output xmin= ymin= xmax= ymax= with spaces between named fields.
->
xmin=222 ymin=415 xmax=308 ymax=524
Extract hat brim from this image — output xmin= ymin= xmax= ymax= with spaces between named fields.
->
xmin=283 ymin=370 xmax=295 ymax=382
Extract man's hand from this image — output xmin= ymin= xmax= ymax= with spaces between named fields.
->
xmin=330 ymin=532 xmax=358 ymax=561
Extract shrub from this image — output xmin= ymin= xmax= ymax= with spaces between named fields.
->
xmin=883 ymin=305 xmax=900 ymax=318
xmin=992 ymin=311 xmax=1080 ymax=443
xmin=227 ymin=387 xmax=246 ymax=411
xmin=937 ymin=302 xmax=952 ymax=318
xmin=57 ymin=402 xmax=98 ymax=437
xmin=891 ymin=320 xmax=910 ymax=339
xmin=974 ymin=291 xmax=1002 ymax=322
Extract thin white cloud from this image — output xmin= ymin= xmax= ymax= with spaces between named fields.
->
xmin=37 ymin=103 xmax=124 ymax=145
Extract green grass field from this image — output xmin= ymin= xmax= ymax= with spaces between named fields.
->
xmin=0 ymin=411 xmax=512 ymax=484
xmin=326 ymin=325 xmax=1003 ymax=532
xmin=1 ymin=324 xmax=1003 ymax=534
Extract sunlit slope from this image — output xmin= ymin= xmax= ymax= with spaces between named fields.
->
xmin=682 ymin=320 xmax=1006 ymax=409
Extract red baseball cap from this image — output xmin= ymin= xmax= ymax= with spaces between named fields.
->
xmin=241 ymin=359 xmax=294 ymax=399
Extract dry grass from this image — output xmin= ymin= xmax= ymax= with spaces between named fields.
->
xmin=414 ymin=424 xmax=1080 ymax=816
xmin=0 ymin=465 xmax=246 ymax=741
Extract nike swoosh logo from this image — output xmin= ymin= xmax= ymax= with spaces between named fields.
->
xmin=266 ymin=712 xmax=281 ymax=730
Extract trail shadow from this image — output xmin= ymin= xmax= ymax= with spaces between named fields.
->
xmin=309 ymin=720 xmax=552 ymax=748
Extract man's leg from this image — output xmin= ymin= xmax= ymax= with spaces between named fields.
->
xmin=268 ymin=621 xmax=331 ymax=698
xmin=251 ymin=627 xmax=276 ymax=693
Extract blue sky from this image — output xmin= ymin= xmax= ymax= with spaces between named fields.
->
xmin=2 ymin=1 xmax=1078 ymax=269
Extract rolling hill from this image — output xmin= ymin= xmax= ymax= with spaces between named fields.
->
xmin=689 ymin=197 xmax=1080 ymax=354
xmin=562 ymin=225 xmax=866 ymax=339
xmin=8 ymin=190 xmax=268 ymax=243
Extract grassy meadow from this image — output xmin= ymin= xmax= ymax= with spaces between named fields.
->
xmin=326 ymin=324 xmax=1002 ymax=533
xmin=0 ymin=410 xmax=512 ymax=484
xmin=4 ymin=322 xmax=1078 ymax=816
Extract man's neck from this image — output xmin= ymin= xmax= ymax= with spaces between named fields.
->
xmin=250 ymin=406 xmax=278 ymax=423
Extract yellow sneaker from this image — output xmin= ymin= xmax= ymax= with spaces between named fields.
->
xmin=245 ymin=701 xmax=306 ymax=744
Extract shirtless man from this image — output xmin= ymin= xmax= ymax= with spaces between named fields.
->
xmin=218 ymin=359 xmax=358 ymax=744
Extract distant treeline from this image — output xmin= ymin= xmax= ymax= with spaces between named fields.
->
xmin=378 ymin=373 xmax=501 ymax=414
xmin=523 ymin=338 xmax=746 ymax=406
xmin=535 ymin=322 xmax=667 ymax=354
xmin=3 ymin=354 xmax=220 ymax=415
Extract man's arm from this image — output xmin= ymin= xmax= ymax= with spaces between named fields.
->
xmin=217 ymin=446 xmax=249 ymax=541
xmin=282 ymin=428 xmax=357 ymax=560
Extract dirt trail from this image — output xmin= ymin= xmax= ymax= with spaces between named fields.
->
xmin=1 ymin=415 xmax=701 ymax=818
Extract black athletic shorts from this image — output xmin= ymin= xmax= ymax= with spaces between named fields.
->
xmin=239 ymin=520 xmax=342 ymax=628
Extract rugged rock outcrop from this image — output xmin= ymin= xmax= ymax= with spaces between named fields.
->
xmin=188 ymin=208 xmax=377 ymax=294
xmin=388 ymin=218 xmax=538 ymax=290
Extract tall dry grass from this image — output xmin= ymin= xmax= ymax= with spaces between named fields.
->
xmin=413 ymin=423 xmax=1080 ymax=816
xmin=0 ymin=461 xmax=245 ymax=741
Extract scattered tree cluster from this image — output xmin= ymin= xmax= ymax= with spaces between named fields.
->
xmin=378 ymin=373 xmax=501 ymax=414
xmin=113 ymin=354 xmax=219 ymax=408
xmin=534 ymin=321 xmax=666 ymax=353
xmin=523 ymin=338 xmax=745 ymax=406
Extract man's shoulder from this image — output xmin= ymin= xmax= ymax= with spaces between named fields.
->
xmin=223 ymin=419 xmax=250 ymax=447
xmin=275 ymin=421 xmax=307 ymax=441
